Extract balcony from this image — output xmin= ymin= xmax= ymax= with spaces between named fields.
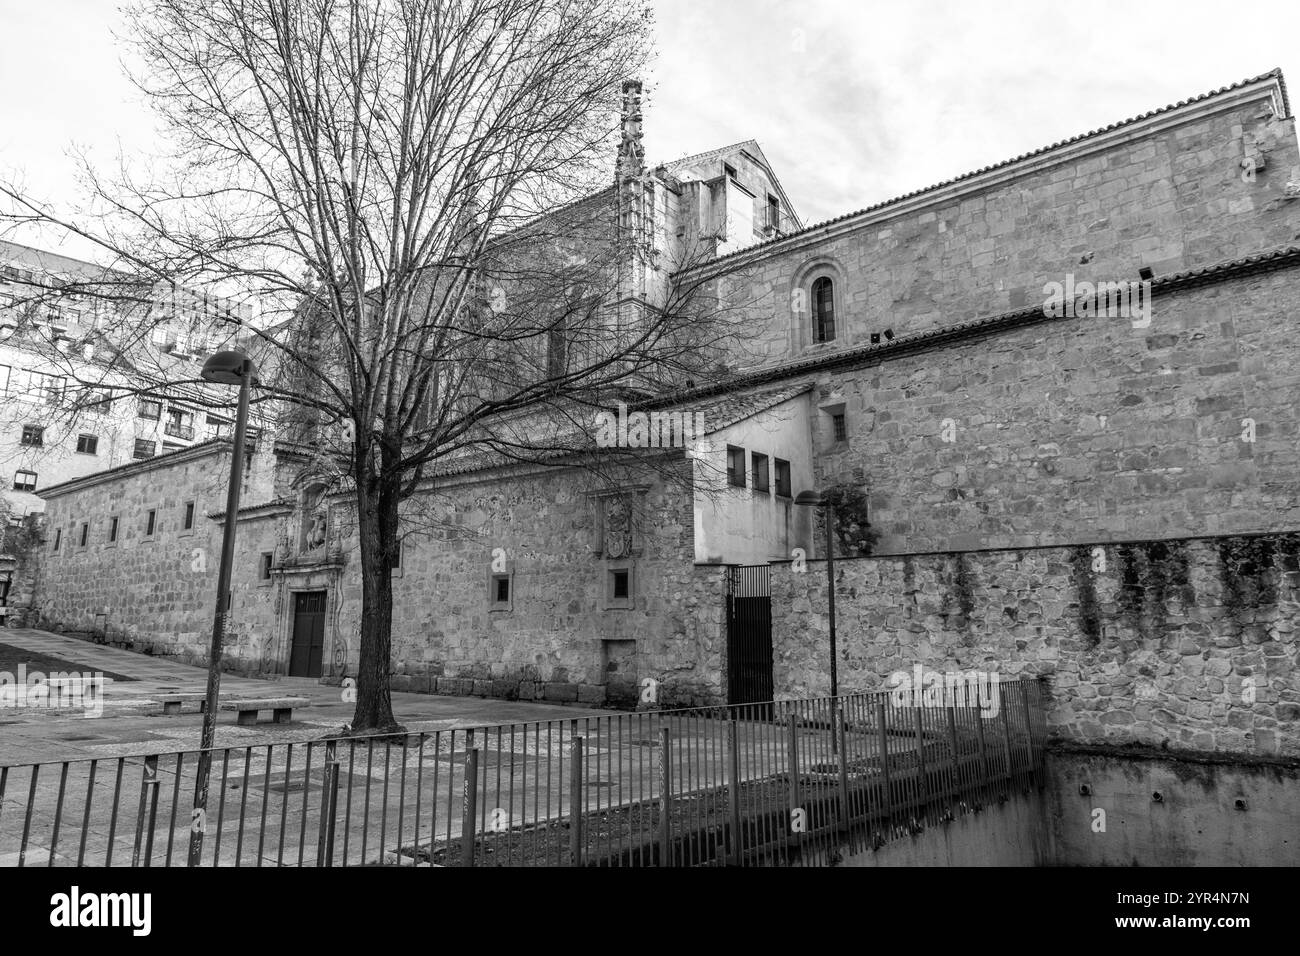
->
xmin=164 ymin=421 xmax=195 ymax=440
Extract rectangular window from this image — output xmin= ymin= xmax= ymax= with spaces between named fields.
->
xmin=138 ymin=398 xmax=161 ymax=420
xmin=183 ymin=501 xmax=195 ymax=530
xmin=259 ymin=552 xmax=273 ymax=581
xmin=86 ymin=386 xmax=114 ymax=415
xmin=145 ymin=509 xmax=156 ymax=537
xmin=52 ymin=527 xmax=61 ymax=551
xmin=79 ymin=522 xmax=88 ymax=547
xmin=726 ymin=445 xmax=746 ymax=488
xmin=108 ymin=516 xmax=118 ymax=543
xmin=833 ymin=413 xmax=847 ymax=442
xmin=24 ymin=371 xmax=65 ymax=406
xmin=20 ymin=424 xmax=43 ymax=447
xmin=13 ymin=470 xmax=36 ymax=492
xmin=489 ymin=571 xmax=513 ymax=611
xmin=76 ymin=434 xmax=98 ymax=454
xmin=206 ymin=415 xmax=229 ymax=440
xmin=767 ymin=195 xmax=781 ymax=230
xmin=165 ymin=408 xmax=194 ymax=440
xmin=775 ymin=458 xmax=791 ymax=498
xmin=752 ymin=452 xmax=770 ymax=493
xmin=605 ymin=565 xmax=634 ymax=609
xmin=134 ymin=439 xmax=156 ymax=460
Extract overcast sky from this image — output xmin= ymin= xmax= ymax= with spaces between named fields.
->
xmin=2 ymin=0 xmax=1299 ymax=256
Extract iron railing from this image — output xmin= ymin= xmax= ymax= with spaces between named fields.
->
xmin=0 ymin=679 xmax=1047 ymax=867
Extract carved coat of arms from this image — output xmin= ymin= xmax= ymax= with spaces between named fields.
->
xmin=604 ymin=497 xmax=632 ymax=558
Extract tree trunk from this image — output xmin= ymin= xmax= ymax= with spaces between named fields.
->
xmin=350 ymin=453 xmax=401 ymax=734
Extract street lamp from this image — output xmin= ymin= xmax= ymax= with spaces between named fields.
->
xmin=188 ymin=349 xmax=254 ymax=866
xmin=794 ymin=489 xmax=838 ymax=700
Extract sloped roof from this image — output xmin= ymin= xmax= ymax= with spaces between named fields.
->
xmin=37 ymin=438 xmax=232 ymax=499
xmin=431 ymin=381 xmax=813 ymax=479
xmin=689 ymin=69 xmax=1290 ymax=273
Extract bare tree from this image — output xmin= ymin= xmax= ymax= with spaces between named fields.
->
xmin=1 ymin=0 xmax=749 ymax=733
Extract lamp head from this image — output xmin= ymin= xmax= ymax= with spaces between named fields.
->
xmin=201 ymin=350 xmax=253 ymax=385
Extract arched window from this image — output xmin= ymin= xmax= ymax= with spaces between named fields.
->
xmin=812 ymin=276 xmax=835 ymax=343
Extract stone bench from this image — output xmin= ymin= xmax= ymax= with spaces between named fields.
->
xmin=221 ymin=697 xmax=310 ymax=726
xmin=155 ymin=692 xmax=209 ymax=716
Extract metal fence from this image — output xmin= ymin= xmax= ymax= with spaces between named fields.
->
xmin=0 ymin=678 xmax=1047 ymax=867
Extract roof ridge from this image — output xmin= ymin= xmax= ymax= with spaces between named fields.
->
xmin=659 ymin=140 xmax=759 ymax=172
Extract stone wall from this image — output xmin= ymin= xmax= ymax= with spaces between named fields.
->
xmin=33 ymin=442 xmax=263 ymax=667
xmin=0 ymin=512 xmax=42 ymax=627
xmin=771 ymin=531 xmax=1300 ymax=756
xmin=808 ymin=263 xmax=1300 ymax=554
xmin=381 ymin=459 xmax=724 ymax=708
xmin=1045 ymin=744 xmax=1300 ymax=866
xmin=712 ymin=79 xmax=1300 ymax=369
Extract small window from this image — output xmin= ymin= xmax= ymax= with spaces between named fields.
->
xmin=392 ymin=541 xmax=403 ymax=574
xmin=20 ymin=424 xmax=43 ymax=447
xmin=138 ymin=398 xmax=162 ymax=420
xmin=832 ymin=413 xmax=847 ymax=443
xmin=183 ymin=501 xmax=195 ymax=530
xmin=76 ymin=434 xmax=98 ymax=454
xmin=489 ymin=571 xmax=512 ymax=611
xmin=108 ymin=516 xmax=118 ymax=543
xmin=259 ymin=552 xmax=273 ymax=581
xmin=726 ymin=445 xmax=746 ymax=488
xmin=752 ymin=452 xmax=770 ymax=493
xmin=605 ymin=565 xmax=634 ymax=609
xmin=812 ymin=276 xmax=836 ymax=343
xmin=78 ymin=522 xmax=89 ymax=547
xmin=767 ymin=195 xmax=780 ymax=230
xmin=52 ymin=527 xmax=61 ymax=551
xmin=13 ymin=469 xmax=36 ymax=492
xmin=145 ymin=509 xmax=156 ymax=537
xmin=134 ymin=439 xmax=156 ymax=460
xmin=775 ymin=459 xmax=791 ymax=498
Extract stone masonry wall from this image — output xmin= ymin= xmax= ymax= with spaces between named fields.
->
xmin=812 ymin=264 xmax=1300 ymax=554
xmin=383 ymin=458 xmax=725 ymax=708
xmin=34 ymin=446 xmax=228 ymax=660
xmin=714 ymin=85 xmax=1300 ymax=368
xmin=771 ymin=531 xmax=1300 ymax=757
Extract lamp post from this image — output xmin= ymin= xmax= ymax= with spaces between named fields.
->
xmin=188 ymin=349 xmax=254 ymax=867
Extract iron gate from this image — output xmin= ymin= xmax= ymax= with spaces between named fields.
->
xmin=726 ymin=564 xmax=773 ymax=710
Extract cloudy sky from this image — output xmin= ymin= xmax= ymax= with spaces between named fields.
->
xmin=2 ymin=0 xmax=1299 ymax=254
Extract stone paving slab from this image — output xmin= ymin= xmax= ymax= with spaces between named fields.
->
xmin=0 ymin=627 xmax=608 ymax=766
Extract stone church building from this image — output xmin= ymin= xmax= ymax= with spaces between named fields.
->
xmin=28 ymin=70 xmax=1300 ymax=758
